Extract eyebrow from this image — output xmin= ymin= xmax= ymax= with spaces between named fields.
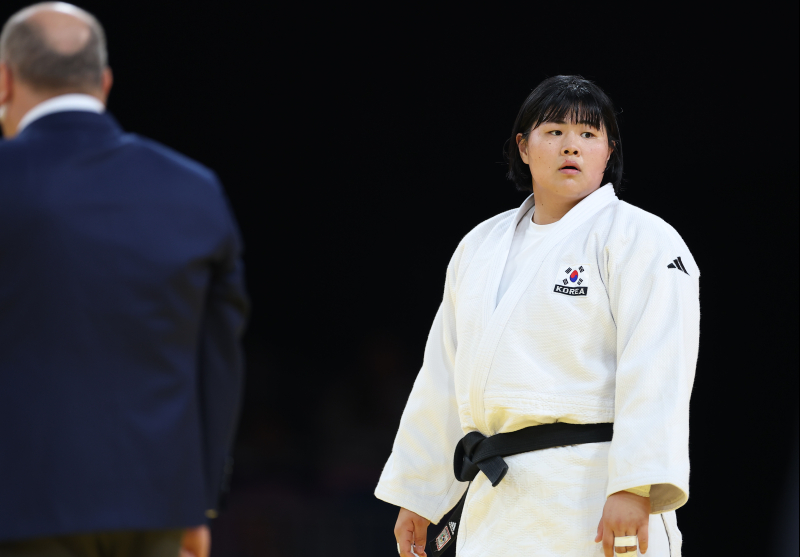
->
xmin=543 ymin=119 xmax=601 ymax=129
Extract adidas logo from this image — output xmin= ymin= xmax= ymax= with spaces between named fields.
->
xmin=449 ymin=521 xmax=457 ymax=533
xmin=667 ymin=256 xmax=689 ymax=275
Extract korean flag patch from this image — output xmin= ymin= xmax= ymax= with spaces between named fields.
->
xmin=553 ymin=264 xmax=589 ymax=297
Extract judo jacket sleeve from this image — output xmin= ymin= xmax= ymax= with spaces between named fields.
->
xmin=198 ymin=193 xmax=250 ymax=516
xmin=605 ymin=214 xmax=700 ymax=513
xmin=375 ymin=246 xmax=468 ymax=524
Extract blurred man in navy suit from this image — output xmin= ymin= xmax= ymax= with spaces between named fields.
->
xmin=0 ymin=3 xmax=248 ymax=556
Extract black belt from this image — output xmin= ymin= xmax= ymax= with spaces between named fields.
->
xmin=426 ymin=422 xmax=613 ymax=556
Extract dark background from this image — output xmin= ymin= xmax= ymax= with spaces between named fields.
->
xmin=3 ymin=2 xmax=798 ymax=556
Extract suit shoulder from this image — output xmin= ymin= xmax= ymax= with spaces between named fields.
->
xmin=120 ymin=133 xmax=222 ymax=191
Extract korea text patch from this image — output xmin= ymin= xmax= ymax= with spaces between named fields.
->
xmin=553 ymin=264 xmax=589 ymax=297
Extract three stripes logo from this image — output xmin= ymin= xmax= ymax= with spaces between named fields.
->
xmin=667 ymin=256 xmax=689 ymax=275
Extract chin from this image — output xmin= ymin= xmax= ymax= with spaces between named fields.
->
xmin=532 ymin=173 xmax=605 ymax=197
xmin=543 ymin=180 xmax=597 ymax=198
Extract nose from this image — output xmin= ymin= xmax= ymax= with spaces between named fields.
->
xmin=562 ymin=132 xmax=580 ymax=156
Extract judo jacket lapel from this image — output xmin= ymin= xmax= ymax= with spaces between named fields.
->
xmin=469 ymin=185 xmax=618 ymax=434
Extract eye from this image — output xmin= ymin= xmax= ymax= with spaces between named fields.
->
xmin=548 ymin=130 xmax=563 ymax=136
xmin=581 ymin=131 xmax=596 ymax=138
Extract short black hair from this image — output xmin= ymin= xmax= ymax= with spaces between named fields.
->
xmin=506 ymin=75 xmax=623 ymax=194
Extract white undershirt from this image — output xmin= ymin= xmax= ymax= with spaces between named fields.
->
xmin=496 ymin=206 xmax=555 ymax=306
xmin=17 ymin=93 xmax=105 ymax=133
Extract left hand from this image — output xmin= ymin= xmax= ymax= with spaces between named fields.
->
xmin=594 ymin=490 xmax=650 ymax=556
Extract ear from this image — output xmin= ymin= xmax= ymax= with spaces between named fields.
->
xmin=606 ymin=140 xmax=615 ymax=165
xmin=0 ymin=62 xmax=12 ymax=106
xmin=99 ymin=67 xmax=113 ymax=103
xmin=516 ymin=132 xmax=529 ymax=164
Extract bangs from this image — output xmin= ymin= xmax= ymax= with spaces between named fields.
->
xmin=527 ymin=90 xmax=606 ymax=132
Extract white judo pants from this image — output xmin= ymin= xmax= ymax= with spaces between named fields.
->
xmin=455 ymin=442 xmax=681 ymax=556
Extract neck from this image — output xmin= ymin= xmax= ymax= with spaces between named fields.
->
xmin=531 ymin=185 xmax=600 ymax=225
xmin=1 ymin=88 xmax=103 ymax=138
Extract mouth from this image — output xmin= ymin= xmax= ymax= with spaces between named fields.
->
xmin=559 ymin=161 xmax=581 ymax=174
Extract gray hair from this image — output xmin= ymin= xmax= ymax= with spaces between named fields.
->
xmin=0 ymin=3 xmax=107 ymax=91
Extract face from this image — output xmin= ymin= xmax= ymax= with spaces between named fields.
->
xmin=517 ymin=117 xmax=612 ymax=201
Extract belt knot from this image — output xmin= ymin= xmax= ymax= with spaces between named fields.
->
xmin=453 ymin=431 xmax=508 ymax=487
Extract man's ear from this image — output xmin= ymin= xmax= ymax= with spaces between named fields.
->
xmin=99 ymin=67 xmax=113 ymax=103
xmin=0 ymin=62 xmax=12 ymax=106
xmin=516 ymin=132 xmax=529 ymax=164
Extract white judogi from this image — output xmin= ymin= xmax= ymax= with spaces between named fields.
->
xmin=375 ymin=185 xmax=699 ymax=556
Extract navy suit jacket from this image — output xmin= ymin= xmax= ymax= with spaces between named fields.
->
xmin=0 ymin=111 xmax=248 ymax=541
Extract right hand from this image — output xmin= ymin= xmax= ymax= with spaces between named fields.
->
xmin=180 ymin=525 xmax=210 ymax=557
xmin=394 ymin=507 xmax=430 ymax=557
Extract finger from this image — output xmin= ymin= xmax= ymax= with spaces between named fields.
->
xmin=400 ymin=536 xmax=417 ymax=557
xmin=396 ymin=525 xmax=414 ymax=556
xmin=199 ymin=526 xmax=211 ymax=557
xmin=638 ymin=522 xmax=649 ymax=554
xmin=399 ymin=544 xmax=417 ymax=556
xmin=614 ymin=528 xmax=637 ymax=556
xmin=595 ymin=518 xmax=603 ymax=543
xmin=610 ymin=535 xmax=634 ymax=555
xmin=602 ymin=525 xmax=614 ymax=557
xmin=412 ymin=516 xmax=428 ymax=557
xmin=394 ymin=515 xmax=416 ymax=557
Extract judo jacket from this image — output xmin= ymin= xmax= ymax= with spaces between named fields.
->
xmin=375 ymin=185 xmax=700 ymax=556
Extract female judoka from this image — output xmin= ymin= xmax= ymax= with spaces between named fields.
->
xmin=376 ymin=75 xmax=700 ymax=557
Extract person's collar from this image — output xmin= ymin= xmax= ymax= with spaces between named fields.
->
xmin=17 ymin=93 xmax=105 ymax=133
